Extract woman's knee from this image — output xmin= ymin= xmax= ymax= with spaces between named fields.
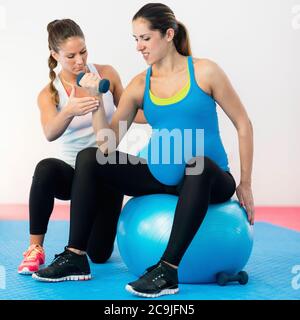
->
xmin=75 ymin=148 xmax=98 ymax=169
xmin=33 ymin=158 xmax=59 ymax=182
xmin=186 ymin=156 xmax=217 ymax=177
xmin=87 ymin=246 xmax=114 ymax=264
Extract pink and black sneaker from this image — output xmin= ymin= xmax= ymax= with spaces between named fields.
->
xmin=18 ymin=244 xmax=45 ymax=275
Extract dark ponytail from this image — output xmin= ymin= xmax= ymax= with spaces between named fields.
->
xmin=48 ymin=54 xmax=59 ymax=105
xmin=173 ymin=21 xmax=191 ymax=56
xmin=133 ymin=3 xmax=192 ymax=56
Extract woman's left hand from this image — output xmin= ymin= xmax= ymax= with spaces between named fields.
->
xmin=236 ymin=182 xmax=255 ymax=225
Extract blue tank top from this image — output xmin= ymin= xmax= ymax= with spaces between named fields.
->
xmin=142 ymin=56 xmax=229 ymax=186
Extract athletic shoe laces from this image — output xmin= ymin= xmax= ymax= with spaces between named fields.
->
xmin=23 ymin=245 xmax=43 ymax=261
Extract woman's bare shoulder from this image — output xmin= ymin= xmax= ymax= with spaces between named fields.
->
xmin=38 ymin=83 xmax=52 ymax=102
xmin=193 ymin=57 xmax=219 ymax=74
xmin=128 ymin=70 xmax=147 ymax=88
xmin=122 ymin=70 xmax=148 ymax=106
xmin=93 ymin=64 xmax=119 ymax=79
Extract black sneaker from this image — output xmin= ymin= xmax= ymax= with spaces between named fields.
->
xmin=125 ymin=260 xmax=179 ymax=298
xmin=32 ymin=247 xmax=91 ymax=282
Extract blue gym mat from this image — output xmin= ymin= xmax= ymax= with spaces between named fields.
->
xmin=0 ymin=221 xmax=299 ymax=300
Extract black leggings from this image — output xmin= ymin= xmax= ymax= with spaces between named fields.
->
xmin=68 ymin=148 xmax=236 ymax=266
xmin=29 ymin=158 xmax=124 ymax=263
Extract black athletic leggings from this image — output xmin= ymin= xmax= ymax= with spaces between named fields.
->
xmin=68 ymin=148 xmax=236 ymax=266
xmin=29 ymin=158 xmax=124 ymax=263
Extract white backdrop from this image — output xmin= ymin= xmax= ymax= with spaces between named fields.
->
xmin=0 ymin=0 xmax=299 ymax=205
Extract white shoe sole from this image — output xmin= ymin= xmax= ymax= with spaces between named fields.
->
xmin=32 ymin=273 xmax=91 ymax=282
xmin=125 ymin=284 xmax=179 ymax=298
xmin=18 ymin=264 xmax=45 ymax=275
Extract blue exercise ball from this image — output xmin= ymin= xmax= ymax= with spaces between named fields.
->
xmin=117 ymin=194 xmax=254 ymax=284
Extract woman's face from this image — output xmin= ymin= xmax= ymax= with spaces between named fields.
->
xmin=132 ymin=18 xmax=171 ymax=65
xmin=52 ymin=36 xmax=88 ymax=75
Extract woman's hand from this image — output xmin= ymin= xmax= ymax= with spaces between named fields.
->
xmin=77 ymin=72 xmax=101 ymax=97
xmin=65 ymin=86 xmax=99 ymax=117
xmin=236 ymin=182 xmax=255 ymax=225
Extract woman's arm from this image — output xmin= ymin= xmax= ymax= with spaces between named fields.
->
xmin=109 ymin=65 xmax=148 ymax=124
xmin=200 ymin=60 xmax=255 ymax=224
xmin=97 ymin=65 xmax=147 ymax=124
xmin=38 ymin=85 xmax=73 ymax=141
xmin=38 ymin=85 xmax=99 ymax=141
xmin=91 ymin=74 xmax=144 ymax=153
xmin=112 ymin=67 xmax=148 ymax=124
xmin=97 ymin=65 xmax=123 ymax=106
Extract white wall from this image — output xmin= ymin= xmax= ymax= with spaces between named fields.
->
xmin=0 ymin=0 xmax=299 ymax=205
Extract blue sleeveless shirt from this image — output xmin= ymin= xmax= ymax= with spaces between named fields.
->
xmin=141 ymin=56 xmax=229 ymax=186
